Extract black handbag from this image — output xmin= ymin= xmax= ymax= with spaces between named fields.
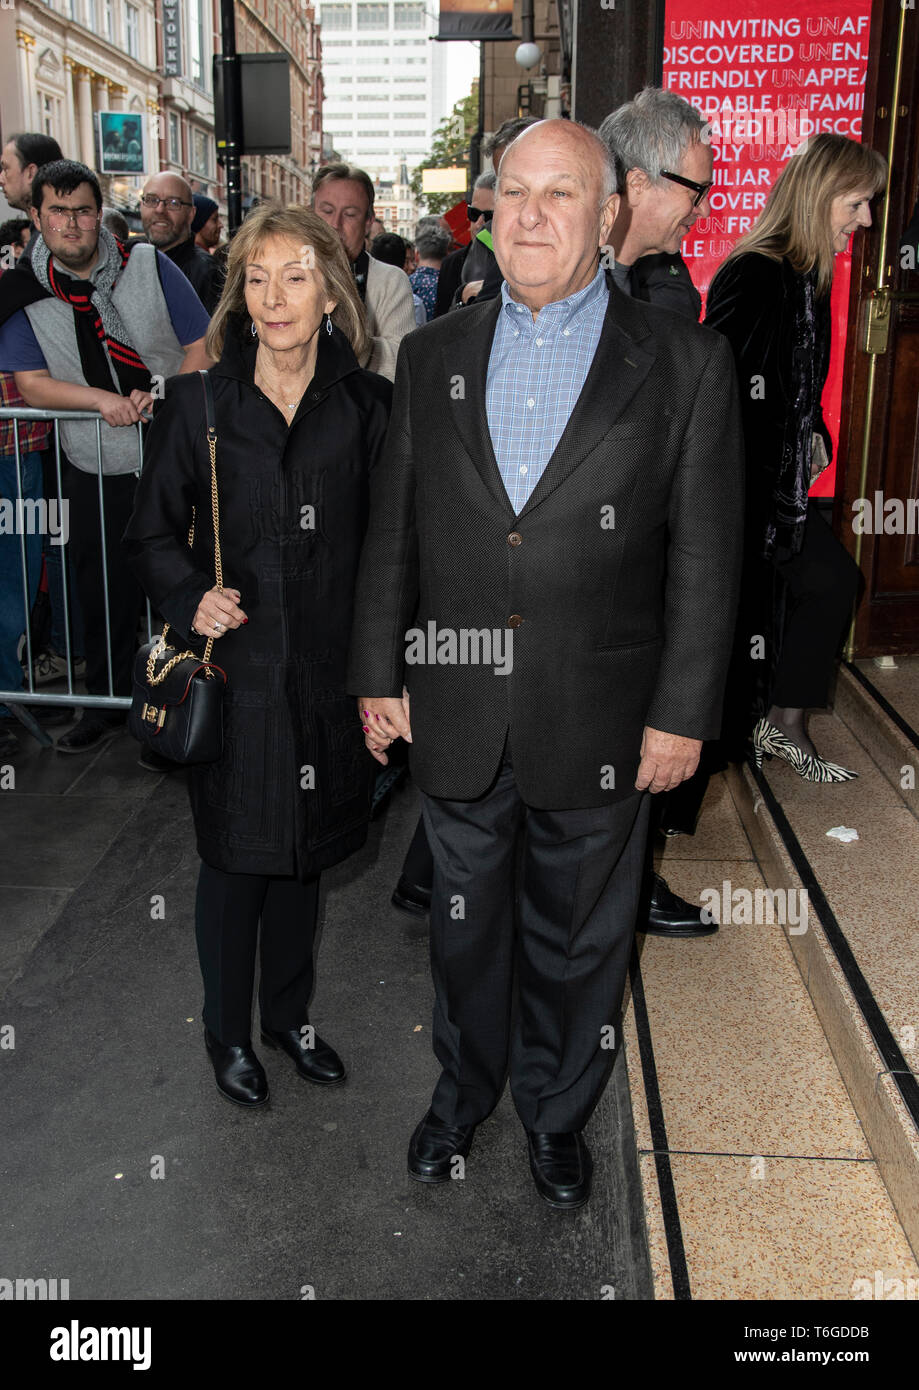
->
xmin=129 ymin=371 xmax=228 ymax=764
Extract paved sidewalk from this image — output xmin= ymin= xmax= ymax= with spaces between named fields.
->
xmin=0 ymin=733 xmax=652 ymax=1301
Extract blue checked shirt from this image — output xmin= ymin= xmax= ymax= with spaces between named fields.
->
xmin=486 ymin=267 xmax=609 ymax=513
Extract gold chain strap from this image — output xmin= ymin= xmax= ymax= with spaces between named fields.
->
xmin=146 ymin=421 xmax=223 ymax=687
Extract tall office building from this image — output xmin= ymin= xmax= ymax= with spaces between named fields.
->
xmin=317 ymin=0 xmax=471 ymax=196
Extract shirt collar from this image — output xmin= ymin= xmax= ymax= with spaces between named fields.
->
xmin=500 ymin=264 xmax=608 ymax=333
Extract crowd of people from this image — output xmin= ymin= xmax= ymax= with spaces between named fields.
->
xmin=0 ymin=93 xmax=889 ymax=1209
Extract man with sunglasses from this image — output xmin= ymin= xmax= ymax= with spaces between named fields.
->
xmin=599 ymin=88 xmax=725 ymax=938
xmin=599 ymin=86 xmax=712 ymax=321
xmin=139 ymin=172 xmax=223 ymax=315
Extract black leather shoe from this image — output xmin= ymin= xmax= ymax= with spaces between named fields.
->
xmin=526 ymin=1130 xmax=593 ymax=1210
xmin=643 ymin=872 xmax=717 ymax=937
xmin=259 ymin=1024 xmax=346 ymax=1085
xmin=391 ymin=875 xmax=431 ymax=916
xmin=407 ymin=1108 xmax=476 ymax=1182
xmin=204 ymin=1027 xmax=269 ymax=1106
xmin=55 ymin=712 xmax=125 ymax=755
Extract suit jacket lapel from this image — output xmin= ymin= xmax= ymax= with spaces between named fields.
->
xmin=441 ymin=277 xmax=659 ymax=523
xmin=515 ymin=281 xmax=657 ymax=523
xmin=442 ymin=296 xmax=515 ymax=518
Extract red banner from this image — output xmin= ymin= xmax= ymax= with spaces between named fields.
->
xmin=663 ymin=0 xmax=874 ymax=496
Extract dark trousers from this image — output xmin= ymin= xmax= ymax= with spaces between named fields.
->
xmin=419 ymin=749 xmax=651 ymax=1133
xmin=194 ymin=862 xmax=320 ymax=1044
xmin=63 ymin=461 xmax=141 ymax=698
xmin=771 ymin=502 xmax=861 ymax=709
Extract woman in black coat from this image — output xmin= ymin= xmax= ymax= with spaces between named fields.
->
xmin=705 ymin=133 xmax=885 ymax=782
xmin=124 ymin=204 xmax=392 ymax=1106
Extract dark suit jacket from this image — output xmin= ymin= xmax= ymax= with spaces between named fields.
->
xmin=347 ymin=273 xmax=745 ymax=808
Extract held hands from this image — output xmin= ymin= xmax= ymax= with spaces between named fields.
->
xmin=94 ymin=388 xmax=155 ymax=427
xmin=358 ymin=692 xmax=412 ymax=766
xmin=635 ymin=727 xmax=701 ymax=794
xmin=192 ymin=587 xmax=247 ymax=639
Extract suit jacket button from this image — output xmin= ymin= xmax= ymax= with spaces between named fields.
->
xmin=507 ymin=531 xmax=522 ymax=547
xmin=507 ymin=614 xmax=523 ymax=629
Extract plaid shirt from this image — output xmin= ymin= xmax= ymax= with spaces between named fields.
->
xmin=0 ymin=370 xmax=50 ymax=458
xmin=486 ymin=268 xmax=608 ymax=513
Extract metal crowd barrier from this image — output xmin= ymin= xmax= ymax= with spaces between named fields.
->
xmin=0 ymin=407 xmax=153 ymax=748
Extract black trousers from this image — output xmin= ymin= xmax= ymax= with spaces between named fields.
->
xmin=419 ymin=748 xmax=651 ymax=1133
xmin=771 ymin=502 xmax=861 ymax=709
xmin=194 ymin=862 xmax=320 ymax=1044
xmin=63 ymin=461 xmax=141 ymax=698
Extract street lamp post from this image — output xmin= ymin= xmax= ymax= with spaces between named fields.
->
xmin=217 ymin=0 xmax=243 ymax=234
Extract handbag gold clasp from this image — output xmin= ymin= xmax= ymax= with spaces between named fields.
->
xmin=141 ymin=703 xmax=166 ymax=729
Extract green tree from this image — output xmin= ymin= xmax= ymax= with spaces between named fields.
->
xmin=410 ymin=82 xmax=478 ymax=214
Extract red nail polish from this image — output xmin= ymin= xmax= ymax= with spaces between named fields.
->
xmin=362 ymin=725 xmax=370 ymax=732
xmin=242 ymin=618 xmax=248 ymax=624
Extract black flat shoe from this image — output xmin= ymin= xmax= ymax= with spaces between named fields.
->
xmin=391 ymin=874 xmax=432 ymax=916
xmin=204 ymin=1027 xmax=269 ymax=1106
xmin=642 ymin=872 xmax=717 ymax=937
xmin=259 ymin=1024 xmax=346 ymax=1085
xmin=526 ymin=1130 xmax=592 ymax=1210
xmin=408 ymin=1108 xmax=476 ymax=1182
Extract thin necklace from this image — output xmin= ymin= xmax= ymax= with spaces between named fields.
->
xmin=256 ymin=365 xmax=305 ymax=411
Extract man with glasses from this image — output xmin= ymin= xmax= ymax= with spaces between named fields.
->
xmin=599 ymin=88 xmax=724 ymax=938
xmin=139 ymin=172 xmax=223 ymax=315
xmin=0 ymin=160 xmax=211 ymax=754
xmin=599 ymin=86 xmax=712 ymax=320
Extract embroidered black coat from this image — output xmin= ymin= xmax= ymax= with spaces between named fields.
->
xmin=124 ymin=318 xmax=392 ymax=878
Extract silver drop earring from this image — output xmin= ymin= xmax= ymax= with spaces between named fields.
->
xmin=251 ymin=320 xmax=258 ymax=338
xmin=325 ymin=313 xmax=333 ymax=336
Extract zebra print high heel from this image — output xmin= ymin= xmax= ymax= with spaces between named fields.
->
xmin=751 ymin=717 xmax=858 ymax=783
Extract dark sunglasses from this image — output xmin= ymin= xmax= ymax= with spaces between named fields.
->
xmin=659 ymin=170 xmax=713 ymax=208
xmin=467 ymin=206 xmax=494 ymax=222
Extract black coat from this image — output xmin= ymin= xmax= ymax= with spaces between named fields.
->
xmin=705 ymin=253 xmax=832 ymax=749
xmin=124 ymin=318 xmax=392 ymax=877
xmin=347 ymin=274 xmax=745 ymax=809
xmin=705 ymin=252 xmax=831 ymax=558
xmin=164 ymin=236 xmax=225 ymax=316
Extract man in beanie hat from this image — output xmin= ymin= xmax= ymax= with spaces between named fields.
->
xmin=193 ymin=194 xmax=220 ymax=252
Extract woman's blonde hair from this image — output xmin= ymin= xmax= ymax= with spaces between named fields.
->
xmin=205 ymin=202 xmax=368 ymax=362
xmin=722 ymin=132 xmax=887 ymax=296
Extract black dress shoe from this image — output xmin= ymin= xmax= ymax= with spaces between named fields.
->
xmin=259 ymin=1024 xmax=346 ymax=1085
xmin=407 ymin=1108 xmax=476 ymax=1182
xmin=526 ymin=1130 xmax=593 ymax=1210
xmin=643 ymin=872 xmax=717 ymax=937
xmin=391 ymin=874 xmax=431 ymax=916
xmin=55 ymin=711 xmax=125 ymax=755
xmin=204 ymin=1027 xmax=269 ymax=1106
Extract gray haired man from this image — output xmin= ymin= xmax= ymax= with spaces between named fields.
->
xmin=598 ymin=86 xmax=713 ymax=318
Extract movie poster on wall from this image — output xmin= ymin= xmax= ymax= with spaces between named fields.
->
xmin=662 ymin=0 xmax=874 ymax=496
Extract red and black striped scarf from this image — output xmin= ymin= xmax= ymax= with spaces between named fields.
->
xmin=9 ymin=226 xmax=154 ymax=397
